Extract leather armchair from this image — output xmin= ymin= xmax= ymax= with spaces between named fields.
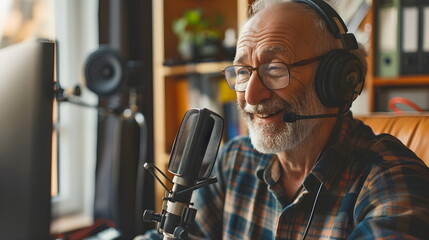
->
xmin=356 ymin=113 xmax=429 ymax=166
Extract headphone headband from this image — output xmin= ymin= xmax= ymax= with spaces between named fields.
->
xmin=293 ymin=0 xmax=358 ymax=50
xmin=289 ymin=0 xmax=364 ymax=108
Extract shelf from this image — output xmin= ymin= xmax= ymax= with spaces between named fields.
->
xmin=163 ymin=61 xmax=232 ymax=77
xmin=373 ymin=75 xmax=429 ymax=87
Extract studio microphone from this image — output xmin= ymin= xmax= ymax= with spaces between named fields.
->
xmin=282 ymin=110 xmax=349 ymax=123
xmin=143 ymin=108 xmax=224 ymax=240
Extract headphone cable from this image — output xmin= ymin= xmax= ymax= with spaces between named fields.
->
xmin=301 ymin=181 xmax=324 ymax=240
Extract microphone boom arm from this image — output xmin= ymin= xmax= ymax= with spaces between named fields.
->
xmin=282 ymin=110 xmax=350 ymax=123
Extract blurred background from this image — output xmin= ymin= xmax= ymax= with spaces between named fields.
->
xmin=1 ymin=0 xmax=428 ymax=239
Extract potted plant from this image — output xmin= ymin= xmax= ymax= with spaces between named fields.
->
xmin=172 ymin=8 xmax=222 ymax=62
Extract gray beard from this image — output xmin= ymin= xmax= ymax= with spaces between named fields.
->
xmin=240 ymin=90 xmax=322 ymax=154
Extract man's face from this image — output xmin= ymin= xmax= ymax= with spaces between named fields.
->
xmin=234 ymin=3 xmax=330 ymax=153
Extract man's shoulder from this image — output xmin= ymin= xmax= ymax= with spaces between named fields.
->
xmin=366 ymin=133 xmax=426 ymax=168
xmin=350 ymin=116 xmax=426 ymax=165
xmin=347 ymin=127 xmax=427 ymax=176
xmin=339 ymin=118 xmax=427 ymax=178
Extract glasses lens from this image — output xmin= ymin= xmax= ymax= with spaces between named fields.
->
xmin=223 ymin=63 xmax=290 ymax=91
xmin=260 ymin=62 xmax=290 ymax=89
xmin=224 ymin=66 xmax=250 ymax=91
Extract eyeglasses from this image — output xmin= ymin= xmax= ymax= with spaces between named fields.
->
xmin=222 ymin=55 xmax=325 ymax=92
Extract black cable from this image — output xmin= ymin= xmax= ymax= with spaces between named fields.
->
xmin=301 ymin=181 xmax=324 ymax=240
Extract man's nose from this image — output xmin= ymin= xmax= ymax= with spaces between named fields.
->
xmin=244 ymin=73 xmax=272 ymax=106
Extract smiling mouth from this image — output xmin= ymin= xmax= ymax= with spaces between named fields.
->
xmin=254 ymin=109 xmax=283 ymax=119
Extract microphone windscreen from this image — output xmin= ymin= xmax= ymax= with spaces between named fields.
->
xmin=282 ymin=112 xmax=297 ymax=123
xmin=168 ymin=108 xmax=224 ymax=181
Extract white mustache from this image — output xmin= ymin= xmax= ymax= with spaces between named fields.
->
xmin=243 ymin=99 xmax=290 ymax=114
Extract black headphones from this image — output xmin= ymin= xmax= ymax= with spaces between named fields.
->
xmin=293 ymin=0 xmax=365 ymax=108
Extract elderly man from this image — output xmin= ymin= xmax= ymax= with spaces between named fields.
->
xmin=140 ymin=0 xmax=429 ymax=239
xmin=189 ymin=0 xmax=429 ymax=239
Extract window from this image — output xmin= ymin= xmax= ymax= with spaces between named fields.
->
xmin=1 ymin=0 xmax=100 ymax=233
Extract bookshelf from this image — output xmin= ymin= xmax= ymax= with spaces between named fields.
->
xmin=374 ymin=76 xmax=429 ymax=87
xmin=369 ymin=0 xmax=429 ymax=112
xmin=370 ymin=75 xmax=429 ymax=112
xmin=152 ymin=0 xmax=251 ymax=211
xmin=163 ymin=61 xmax=232 ymax=77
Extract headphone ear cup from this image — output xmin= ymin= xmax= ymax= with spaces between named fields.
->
xmin=84 ymin=46 xmax=125 ymax=96
xmin=315 ymin=49 xmax=364 ymax=108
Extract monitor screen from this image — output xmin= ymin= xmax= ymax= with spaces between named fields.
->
xmin=0 ymin=40 xmax=55 ymax=239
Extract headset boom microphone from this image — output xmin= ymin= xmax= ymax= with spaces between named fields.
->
xmin=143 ymin=108 xmax=224 ymax=240
xmin=282 ymin=110 xmax=349 ymax=123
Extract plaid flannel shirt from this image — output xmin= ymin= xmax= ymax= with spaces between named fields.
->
xmin=141 ymin=116 xmax=429 ymax=239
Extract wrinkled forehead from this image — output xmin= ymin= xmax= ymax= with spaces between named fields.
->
xmin=236 ymin=3 xmax=318 ymax=60
xmin=241 ymin=2 xmax=317 ymax=39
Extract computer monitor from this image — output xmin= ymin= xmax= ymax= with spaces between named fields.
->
xmin=0 ymin=40 xmax=55 ymax=239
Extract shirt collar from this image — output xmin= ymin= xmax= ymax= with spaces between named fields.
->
xmin=256 ymin=153 xmax=276 ymax=183
xmin=309 ymin=115 xmax=354 ymax=190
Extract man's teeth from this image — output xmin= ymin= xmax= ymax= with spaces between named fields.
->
xmin=256 ymin=111 xmax=278 ymax=118
xmin=257 ymin=114 xmax=269 ymax=118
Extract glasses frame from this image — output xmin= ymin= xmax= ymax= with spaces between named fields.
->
xmin=222 ymin=54 xmax=325 ymax=92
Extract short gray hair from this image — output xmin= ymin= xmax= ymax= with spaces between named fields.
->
xmin=249 ymin=0 xmax=292 ymax=16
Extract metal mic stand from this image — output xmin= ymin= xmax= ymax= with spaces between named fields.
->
xmin=141 ymin=108 xmax=224 ymax=240
xmin=142 ymin=163 xmax=218 ymax=239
